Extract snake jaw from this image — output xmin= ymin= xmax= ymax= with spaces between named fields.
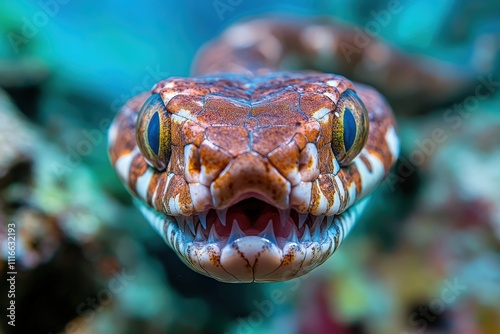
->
xmin=109 ymin=72 xmax=399 ymax=283
xmin=137 ymin=197 xmax=369 ymax=282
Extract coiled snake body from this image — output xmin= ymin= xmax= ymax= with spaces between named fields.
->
xmin=108 ymin=19 xmax=399 ymax=282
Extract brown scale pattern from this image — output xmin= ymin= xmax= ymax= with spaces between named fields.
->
xmin=169 ymin=116 xmax=185 ymax=147
xmin=253 ymin=126 xmax=297 ymax=156
xmin=182 ymin=120 xmax=205 ymax=147
xmin=356 ymin=84 xmax=397 ymax=173
xmin=152 ymin=173 xmax=169 ymax=212
xmin=165 ymin=174 xmax=194 ymax=215
xmin=110 ymin=72 xmax=397 ymax=218
xmin=348 ymin=163 xmax=363 ymax=198
xmin=308 ymin=181 xmax=323 ymax=214
xmin=205 ymin=126 xmax=248 ymax=157
xmin=168 ymin=147 xmax=184 ymax=176
xmin=318 ymin=146 xmax=335 ymax=174
xmin=128 ymin=153 xmax=148 ymax=195
xmin=199 ymin=141 xmax=232 ymax=183
xmin=318 ymin=175 xmax=335 ymax=210
xmin=146 ymin=172 xmax=160 ymax=206
xmin=360 ymin=154 xmax=373 ymax=173
xmin=267 ymin=141 xmax=300 ymax=182
xmin=197 ymin=96 xmax=250 ymax=127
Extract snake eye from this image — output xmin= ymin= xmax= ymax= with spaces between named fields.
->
xmin=136 ymin=93 xmax=171 ymax=170
xmin=331 ymin=89 xmax=369 ymax=166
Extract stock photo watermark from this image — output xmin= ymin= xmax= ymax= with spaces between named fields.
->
xmin=49 ymin=267 xmax=135 ymax=334
xmin=339 ymin=0 xmax=403 ymax=63
xmin=51 ymin=118 xmax=111 ymax=180
xmin=385 ymin=74 xmax=500 ymax=191
xmin=7 ymin=0 xmax=70 ymax=53
xmin=50 ymin=64 xmax=169 ymax=180
xmin=5 ymin=221 xmax=17 ymax=327
xmin=110 ymin=64 xmax=170 ymax=114
xmin=401 ymin=277 xmax=468 ymax=334
xmin=213 ymin=0 xmax=243 ymax=21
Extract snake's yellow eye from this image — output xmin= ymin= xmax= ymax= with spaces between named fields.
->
xmin=331 ymin=89 xmax=369 ymax=166
xmin=136 ymin=93 xmax=171 ymax=170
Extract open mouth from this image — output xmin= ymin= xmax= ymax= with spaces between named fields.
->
xmin=171 ymin=198 xmax=338 ymax=248
xmin=137 ymin=196 xmax=367 ymax=282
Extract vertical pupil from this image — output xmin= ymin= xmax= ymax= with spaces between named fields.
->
xmin=343 ymin=107 xmax=356 ymax=152
xmin=148 ymin=112 xmax=160 ymax=155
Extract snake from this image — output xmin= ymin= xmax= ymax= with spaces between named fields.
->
xmin=108 ymin=18 xmax=399 ymax=283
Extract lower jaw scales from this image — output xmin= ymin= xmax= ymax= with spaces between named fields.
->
xmin=136 ymin=197 xmax=358 ymax=283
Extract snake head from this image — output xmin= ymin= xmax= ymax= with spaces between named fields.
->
xmin=108 ymin=72 xmax=398 ymax=282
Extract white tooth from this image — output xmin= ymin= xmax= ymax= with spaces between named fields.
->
xmin=208 ymin=224 xmax=220 ymax=243
xmin=199 ymin=211 xmax=208 ymax=230
xmin=175 ymin=216 xmax=185 ymax=231
xmin=259 ymin=220 xmax=277 ymax=244
xmin=174 ymin=215 xmax=183 ymax=225
xmin=287 ymin=224 xmax=299 ymax=243
xmin=184 ymin=230 xmax=194 ymax=242
xmin=216 ymin=208 xmax=228 ymax=226
xmin=195 ymin=224 xmax=204 ymax=242
xmin=186 ymin=216 xmax=195 ymax=235
xmin=227 ymin=219 xmax=245 ymax=244
xmin=326 ymin=215 xmax=334 ymax=229
xmin=298 ymin=213 xmax=308 ymax=229
xmin=312 ymin=215 xmax=324 ymax=233
xmin=312 ymin=217 xmax=322 ymax=240
xmin=301 ymin=225 xmax=312 ymax=243
xmin=279 ymin=209 xmax=290 ymax=226
xmin=277 ymin=236 xmax=288 ymax=249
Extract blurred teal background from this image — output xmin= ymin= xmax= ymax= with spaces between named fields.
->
xmin=1 ymin=1 xmax=499 ymax=334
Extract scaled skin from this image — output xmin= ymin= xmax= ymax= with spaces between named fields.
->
xmin=108 ymin=72 xmax=399 ymax=282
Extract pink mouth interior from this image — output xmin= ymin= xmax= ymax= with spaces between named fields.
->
xmin=177 ymin=198 xmax=330 ymax=244
xmin=210 ymin=198 xmax=295 ymax=238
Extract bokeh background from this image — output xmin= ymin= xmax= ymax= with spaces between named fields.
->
xmin=1 ymin=0 xmax=499 ymax=333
